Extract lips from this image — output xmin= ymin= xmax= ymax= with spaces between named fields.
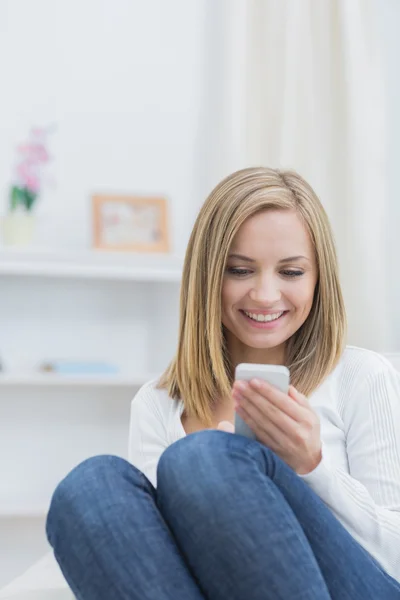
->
xmin=243 ymin=310 xmax=285 ymax=323
xmin=239 ymin=309 xmax=289 ymax=329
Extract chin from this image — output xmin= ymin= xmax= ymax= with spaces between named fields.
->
xmin=249 ymin=338 xmax=285 ymax=350
xmin=239 ymin=332 xmax=288 ymax=349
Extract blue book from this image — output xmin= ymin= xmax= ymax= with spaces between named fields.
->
xmin=40 ymin=361 xmax=119 ymax=375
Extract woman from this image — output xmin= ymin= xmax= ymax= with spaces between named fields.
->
xmin=46 ymin=168 xmax=400 ymax=599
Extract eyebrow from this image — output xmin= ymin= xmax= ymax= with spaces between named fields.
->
xmin=228 ymin=253 xmax=310 ymax=264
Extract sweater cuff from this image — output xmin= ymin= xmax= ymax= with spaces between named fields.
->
xmin=297 ymin=456 xmax=334 ymax=496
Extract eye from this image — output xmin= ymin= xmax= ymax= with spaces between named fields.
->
xmin=281 ymin=270 xmax=304 ymax=278
xmin=226 ymin=267 xmax=253 ymax=277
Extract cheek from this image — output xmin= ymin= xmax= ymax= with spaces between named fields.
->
xmin=221 ymin=280 xmax=236 ymax=306
xmin=221 ymin=279 xmax=247 ymax=310
xmin=286 ymin=281 xmax=315 ymax=312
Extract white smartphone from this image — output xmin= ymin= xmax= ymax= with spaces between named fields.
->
xmin=234 ymin=363 xmax=290 ymax=440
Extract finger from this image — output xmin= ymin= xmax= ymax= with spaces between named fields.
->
xmin=235 ymin=403 xmax=281 ymax=449
xmin=236 ymin=392 xmax=295 ymax=441
xmin=233 ymin=380 xmax=250 ymax=394
xmin=234 ymin=383 xmax=286 ymax=424
xmin=288 ymin=385 xmax=309 ymax=407
xmin=243 ymin=379 xmax=306 ymax=423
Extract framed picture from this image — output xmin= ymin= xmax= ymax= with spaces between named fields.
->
xmin=92 ymin=195 xmax=170 ymax=252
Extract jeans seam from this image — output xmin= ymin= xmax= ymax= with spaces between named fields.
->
xmin=227 ymin=434 xmax=277 ymax=479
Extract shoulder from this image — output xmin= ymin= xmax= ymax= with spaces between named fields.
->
xmin=129 ymin=380 xmax=184 ymax=485
xmin=130 ymin=378 xmax=183 ymax=435
xmin=132 ymin=379 xmax=169 ymax=413
xmin=336 ymin=345 xmax=395 ymax=379
xmin=326 ymin=346 xmax=400 ymax=417
xmin=315 ymin=346 xmax=398 ymax=407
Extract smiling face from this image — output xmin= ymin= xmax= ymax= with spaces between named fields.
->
xmin=222 ymin=209 xmax=318 ymax=366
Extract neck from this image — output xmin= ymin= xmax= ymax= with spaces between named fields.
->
xmin=226 ymin=335 xmax=286 ymax=370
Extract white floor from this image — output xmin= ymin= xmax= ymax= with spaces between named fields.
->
xmin=0 ymin=518 xmax=49 ymax=589
xmin=0 ymin=553 xmax=72 ymax=599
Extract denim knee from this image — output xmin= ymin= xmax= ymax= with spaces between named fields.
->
xmin=157 ymin=430 xmax=254 ymax=489
xmin=157 ymin=430 xmax=282 ymax=495
xmin=46 ymin=454 xmax=138 ymax=548
xmin=158 ymin=430 xmax=226 ymax=471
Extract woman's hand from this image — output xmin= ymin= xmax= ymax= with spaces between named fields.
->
xmin=232 ymin=379 xmax=322 ymax=475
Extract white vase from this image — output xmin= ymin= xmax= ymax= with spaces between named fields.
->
xmin=1 ymin=210 xmax=36 ymax=246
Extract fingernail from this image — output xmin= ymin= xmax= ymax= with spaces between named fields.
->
xmin=235 ymin=381 xmax=246 ymax=392
xmin=251 ymin=378 xmax=262 ymax=388
xmin=232 ymin=389 xmax=242 ymax=402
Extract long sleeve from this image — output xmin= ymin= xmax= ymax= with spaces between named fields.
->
xmin=128 ymin=381 xmax=170 ymax=487
xmin=299 ymin=365 xmax=400 ymax=582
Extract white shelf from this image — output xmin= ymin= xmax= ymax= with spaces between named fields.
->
xmin=0 ymin=373 xmax=157 ymax=387
xmin=0 ymin=248 xmax=183 ymax=282
xmin=0 ymin=503 xmax=48 ymax=518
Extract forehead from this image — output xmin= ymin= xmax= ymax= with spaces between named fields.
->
xmin=230 ymin=209 xmax=313 ymax=257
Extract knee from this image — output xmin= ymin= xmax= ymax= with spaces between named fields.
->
xmin=157 ymin=430 xmax=254 ymax=494
xmin=46 ymin=455 xmax=138 ymax=548
xmin=157 ymin=432 xmax=230 ymax=517
xmin=157 ymin=430 xmax=281 ymax=496
xmin=158 ymin=431 xmax=228 ymax=479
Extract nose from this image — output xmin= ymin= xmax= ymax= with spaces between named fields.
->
xmin=249 ymin=274 xmax=281 ymax=305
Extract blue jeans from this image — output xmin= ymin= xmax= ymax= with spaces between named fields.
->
xmin=46 ymin=431 xmax=400 ymax=599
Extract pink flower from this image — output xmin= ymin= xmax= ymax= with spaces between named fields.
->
xmin=24 ymin=174 xmax=40 ymax=193
xmin=17 ymin=143 xmax=49 ymax=164
xmin=11 ymin=125 xmax=55 ymax=199
xmin=31 ymin=127 xmax=45 ymax=138
xmin=16 ymin=163 xmax=40 ymax=193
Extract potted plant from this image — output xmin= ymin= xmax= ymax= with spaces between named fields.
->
xmin=2 ymin=127 xmax=52 ymax=246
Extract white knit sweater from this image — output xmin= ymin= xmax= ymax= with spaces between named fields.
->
xmin=129 ymin=346 xmax=400 ymax=583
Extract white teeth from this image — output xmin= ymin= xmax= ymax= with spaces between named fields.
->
xmin=244 ymin=311 xmax=284 ymax=323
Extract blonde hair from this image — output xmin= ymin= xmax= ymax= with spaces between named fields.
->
xmin=159 ymin=167 xmax=346 ymax=426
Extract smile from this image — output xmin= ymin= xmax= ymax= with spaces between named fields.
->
xmin=240 ymin=310 xmax=288 ymax=329
xmin=243 ymin=310 xmax=284 ymax=322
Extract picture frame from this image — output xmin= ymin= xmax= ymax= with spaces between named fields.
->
xmin=92 ymin=194 xmax=170 ymax=253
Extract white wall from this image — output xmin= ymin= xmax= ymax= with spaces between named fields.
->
xmin=0 ymin=0 xmax=207 ymax=254
xmin=378 ymin=0 xmax=400 ymax=349
xmin=0 ymin=0 xmax=207 ymax=588
xmin=1 ymin=0 xmax=400 ymax=590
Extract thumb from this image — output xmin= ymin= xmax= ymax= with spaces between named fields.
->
xmin=217 ymin=420 xmax=235 ymax=433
